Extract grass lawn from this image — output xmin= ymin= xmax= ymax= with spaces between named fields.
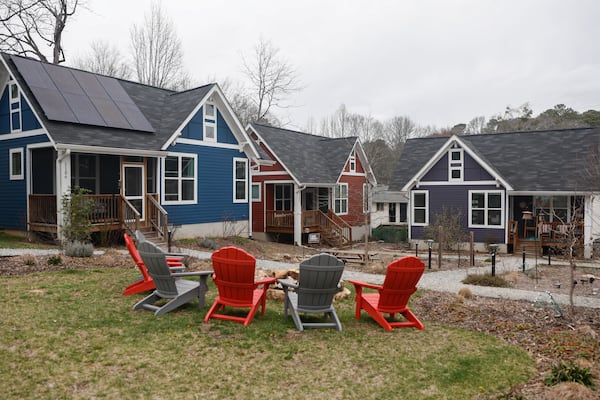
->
xmin=0 ymin=266 xmax=535 ymax=399
xmin=0 ymin=231 xmax=54 ymax=249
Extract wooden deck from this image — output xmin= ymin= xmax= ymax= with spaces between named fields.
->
xmin=265 ymin=209 xmax=352 ymax=246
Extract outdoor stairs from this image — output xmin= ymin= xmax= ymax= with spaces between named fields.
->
xmin=136 ymin=227 xmax=169 ymax=250
xmin=517 ymin=238 xmax=542 ymax=258
xmin=320 ymin=228 xmax=348 ymax=248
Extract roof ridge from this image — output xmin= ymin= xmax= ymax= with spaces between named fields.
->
xmin=253 ymin=123 xmax=358 ymax=140
xmin=168 ymin=83 xmax=215 ymax=96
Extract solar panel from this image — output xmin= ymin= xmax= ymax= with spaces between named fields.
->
xmin=62 ymin=92 xmax=106 ymax=127
xmin=11 ymin=55 xmax=155 ymax=132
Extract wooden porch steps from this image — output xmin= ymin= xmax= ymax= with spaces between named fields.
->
xmin=517 ymin=238 xmax=542 ymax=257
xmin=136 ymin=227 xmax=168 ymax=250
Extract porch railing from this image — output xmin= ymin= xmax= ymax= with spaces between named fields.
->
xmin=29 ymin=194 xmax=57 ymax=225
xmin=121 ymin=196 xmax=140 ymax=235
xmin=147 ymin=194 xmax=168 ymax=240
xmin=88 ymin=195 xmax=121 ymax=225
xmin=327 ymin=209 xmax=353 ymax=243
xmin=266 ymin=210 xmax=294 ymax=230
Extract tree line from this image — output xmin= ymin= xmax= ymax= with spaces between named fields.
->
xmin=3 ymin=1 xmax=600 ymax=185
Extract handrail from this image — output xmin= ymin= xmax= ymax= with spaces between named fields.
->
xmin=121 ymin=195 xmax=140 ymax=235
xmin=147 ymin=194 xmax=168 ymax=240
xmin=327 ymin=209 xmax=353 ymax=243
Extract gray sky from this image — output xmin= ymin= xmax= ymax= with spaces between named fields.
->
xmin=64 ymin=0 xmax=600 ymax=131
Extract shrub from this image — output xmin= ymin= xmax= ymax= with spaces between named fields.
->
xmin=462 ymin=273 xmax=512 ymax=287
xmin=544 ymin=362 xmax=595 ymax=387
xmin=23 ymin=255 xmax=37 ymax=266
xmin=198 ymin=238 xmax=216 ymax=250
xmin=64 ymin=240 xmax=94 ymax=257
xmin=47 ymin=255 xmax=63 ymax=266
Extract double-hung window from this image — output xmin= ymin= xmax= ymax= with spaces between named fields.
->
xmin=349 ymin=152 xmax=356 ymax=172
xmin=251 ymin=183 xmax=261 ymax=202
xmin=233 ymin=158 xmax=248 ymax=202
xmin=469 ymin=190 xmax=503 ymax=227
xmin=334 ymin=183 xmax=348 ymax=215
xmin=411 ymin=191 xmax=428 ymax=225
xmin=9 ymin=148 xmax=24 ymax=180
xmin=274 ymin=184 xmax=292 ymax=210
xmin=362 ymin=183 xmax=369 ymax=213
xmin=9 ymin=79 xmax=21 ymax=132
xmin=163 ymin=154 xmax=197 ymax=204
xmin=203 ymin=102 xmax=217 ymax=142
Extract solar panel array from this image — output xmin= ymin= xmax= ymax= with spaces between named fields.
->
xmin=11 ymin=56 xmax=155 ymax=132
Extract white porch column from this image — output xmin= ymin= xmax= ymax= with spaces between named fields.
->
xmin=584 ymin=194 xmax=598 ymax=258
xmin=55 ymin=149 xmax=71 ymax=240
xmin=293 ymin=184 xmax=302 ymax=246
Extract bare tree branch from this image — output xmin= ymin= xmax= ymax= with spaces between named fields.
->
xmin=72 ymin=40 xmax=131 ymax=79
xmin=130 ymin=1 xmax=190 ymax=90
xmin=0 ymin=0 xmax=81 ymax=64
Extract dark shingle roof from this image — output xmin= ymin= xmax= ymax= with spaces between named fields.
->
xmin=250 ymin=123 xmax=358 ymax=184
xmin=2 ymin=53 xmax=214 ymax=152
xmin=390 ymin=128 xmax=600 ymax=192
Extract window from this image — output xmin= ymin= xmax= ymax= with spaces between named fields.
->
xmin=389 ymin=203 xmax=396 ymax=223
xmin=399 ymin=203 xmax=408 ymax=222
xmin=469 ymin=190 xmax=503 ymax=227
xmin=9 ymin=80 xmax=21 ymax=132
xmin=448 ymin=148 xmax=463 ymax=181
xmin=349 ymin=152 xmax=356 ymax=172
xmin=251 ymin=183 xmax=261 ymax=202
xmin=334 ymin=183 xmax=348 ymax=215
xmin=71 ymin=154 xmax=98 ymax=193
xmin=163 ymin=154 xmax=197 ymax=204
xmin=363 ymin=183 xmax=369 ymax=212
xmin=233 ymin=158 xmax=248 ymax=202
xmin=203 ymin=102 xmax=217 ymax=142
xmin=411 ymin=191 xmax=428 ymax=225
xmin=376 ymin=202 xmax=384 ymax=212
xmin=534 ymin=195 xmax=568 ymax=222
xmin=274 ymin=184 xmax=292 ymax=210
xmin=9 ymin=148 xmax=24 ymax=180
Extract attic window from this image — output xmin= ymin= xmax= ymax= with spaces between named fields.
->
xmin=203 ymin=102 xmax=217 ymax=142
xmin=349 ymin=152 xmax=356 ymax=172
xmin=9 ymin=79 xmax=21 ymax=132
xmin=448 ymin=148 xmax=463 ymax=181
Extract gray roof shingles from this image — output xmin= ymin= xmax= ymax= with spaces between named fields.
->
xmin=251 ymin=123 xmax=357 ymax=185
xmin=390 ymin=128 xmax=600 ymax=192
xmin=2 ymin=53 xmax=214 ymax=152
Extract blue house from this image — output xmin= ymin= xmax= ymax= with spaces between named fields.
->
xmin=389 ymin=129 xmax=600 ymax=258
xmin=0 ymin=53 xmax=259 ymax=241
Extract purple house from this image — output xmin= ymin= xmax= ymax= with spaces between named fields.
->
xmin=390 ymin=128 xmax=600 ymax=258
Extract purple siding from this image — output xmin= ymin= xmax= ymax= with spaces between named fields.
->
xmin=464 ymin=152 xmax=494 ymax=181
xmin=422 ymin=153 xmax=447 ymax=181
xmin=410 ymin=184 xmax=505 ymax=244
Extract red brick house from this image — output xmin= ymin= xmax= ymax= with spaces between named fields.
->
xmin=247 ymin=123 xmax=377 ymax=246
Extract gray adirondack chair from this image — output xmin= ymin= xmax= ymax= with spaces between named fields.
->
xmin=132 ymin=241 xmax=212 ymax=316
xmin=278 ymin=253 xmax=345 ymax=331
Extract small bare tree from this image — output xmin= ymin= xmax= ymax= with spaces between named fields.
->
xmin=130 ymin=1 xmax=191 ymax=90
xmin=72 ymin=40 xmax=130 ymax=79
xmin=242 ymin=38 xmax=302 ymax=123
xmin=0 ymin=0 xmax=82 ymax=64
xmin=424 ymin=207 xmax=468 ymax=268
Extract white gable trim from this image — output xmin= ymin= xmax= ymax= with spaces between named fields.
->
xmin=0 ymin=55 xmax=56 ymax=149
xmin=247 ymin=124 xmax=302 ymax=187
xmin=162 ymin=84 xmax=259 ymax=160
xmin=401 ymin=135 xmax=513 ymax=192
xmin=335 ymin=139 xmax=378 ymax=185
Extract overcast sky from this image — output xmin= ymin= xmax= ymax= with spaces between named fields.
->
xmin=64 ymin=0 xmax=600 ymax=131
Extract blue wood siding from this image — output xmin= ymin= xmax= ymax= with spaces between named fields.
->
xmin=410 ymin=184 xmax=505 ymax=243
xmin=0 ymin=87 xmax=10 ymax=133
xmin=163 ymin=142 xmax=249 ymax=226
xmin=464 ymin=152 xmax=494 ymax=181
xmin=0 ymin=86 xmax=42 ymax=133
xmin=21 ymin=97 xmax=42 ymax=131
xmin=0 ymin=135 xmax=50 ymax=230
xmin=180 ymin=107 xmax=237 ymax=144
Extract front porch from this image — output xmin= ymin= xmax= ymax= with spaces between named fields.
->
xmin=265 ymin=209 xmax=352 ymax=247
xmin=28 ymin=193 xmax=169 ymax=241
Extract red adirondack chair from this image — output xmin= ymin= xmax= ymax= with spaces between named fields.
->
xmin=349 ymin=256 xmax=425 ymax=331
xmin=122 ymin=233 xmax=185 ymax=296
xmin=204 ymin=246 xmax=276 ymax=326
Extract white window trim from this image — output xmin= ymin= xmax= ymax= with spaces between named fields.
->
xmin=9 ymin=81 xmax=22 ymax=133
xmin=411 ymin=190 xmax=428 ymax=226
xmin=448 ymin=148 xmax=463 ymax=182
xmin=9 ymin=148 xmax=24 ymax=180
xmin=274 ymin=183 xmax=292 ymax=211
xmin=251 ymin=182 xmax=261 ymax=202
xmin=334 ymin=183 xmax=348 ymax=215
xmin=362 ymin=183 xmax=369 ymax=213
xmin=233 ymin=157 xmax=248 ymax=203
xmin=203 ymin=102 xmax=217 ymax=142
xmin=468 ymin=190 xmax=504 ymax=228
xmin=349 ymin=152 xmax=356 ymax=172
xmin=161 ymin=153 xmax=198 ymax=205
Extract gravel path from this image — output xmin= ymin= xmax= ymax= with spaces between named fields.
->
xmin=4 ymin=247 xmax=599 ymax=309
